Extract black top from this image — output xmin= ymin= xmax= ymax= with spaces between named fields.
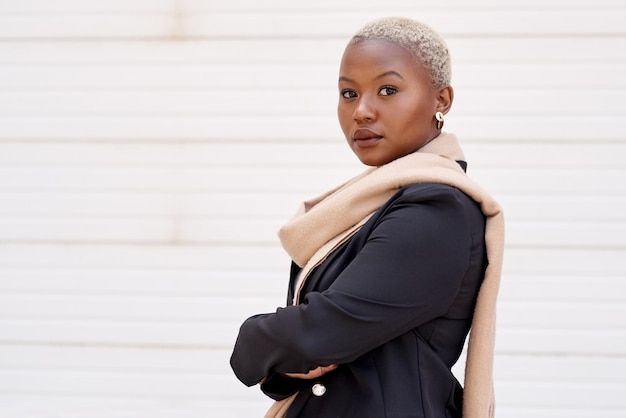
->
xmin=231 ymin=182 xmax=487 ymax=418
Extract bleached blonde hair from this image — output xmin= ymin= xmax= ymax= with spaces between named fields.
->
xmin=348 ymin=17 xmax=451 ymax=89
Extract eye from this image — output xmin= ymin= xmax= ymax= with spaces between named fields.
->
xmin=379 ymin=86 xmax=398 ymax=96
xmin=341 ymin=89 xmax=357 ymax=99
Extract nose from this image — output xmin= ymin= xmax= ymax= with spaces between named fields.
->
xmin=353 ymin=96 xmax=375 ymax=123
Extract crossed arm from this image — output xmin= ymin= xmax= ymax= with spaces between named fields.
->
xmin=230 ymin=186 xmax=475 ymax=395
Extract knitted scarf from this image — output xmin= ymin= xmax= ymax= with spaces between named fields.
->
xmin=267 ymin=132 xmax=504 ymax=418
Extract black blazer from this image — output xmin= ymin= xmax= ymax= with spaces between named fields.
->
xmin=231 ymin=182 xmax=487 ymax=418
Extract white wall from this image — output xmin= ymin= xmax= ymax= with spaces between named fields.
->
xmin=0 ymin=1 xmax=625 ymax=417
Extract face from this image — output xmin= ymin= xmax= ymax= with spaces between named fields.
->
xmin=337 ymin=39 xmax=444 ymax=166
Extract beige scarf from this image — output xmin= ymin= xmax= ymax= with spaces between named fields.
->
xmin=267 ymin=133 xmax=504 ymax=418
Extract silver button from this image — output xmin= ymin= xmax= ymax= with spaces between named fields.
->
xmin=311 ymin=382 xmax=326 ymax=397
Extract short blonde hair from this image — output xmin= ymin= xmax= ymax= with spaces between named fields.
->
xmin=348 ymin=17 xmax=451 ymax=89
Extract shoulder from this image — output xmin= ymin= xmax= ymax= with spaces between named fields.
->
xmin=371 ymin=183 xmax=485 ymax=235
xmin=388 ymin=183 xmax=478 ymax=211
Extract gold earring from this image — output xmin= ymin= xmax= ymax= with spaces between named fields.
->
xmin=435 ymin=111 xmax=444 ymax=130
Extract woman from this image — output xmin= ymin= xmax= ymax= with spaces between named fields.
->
xmin=231 ymin=17 xmax=504 ymax=418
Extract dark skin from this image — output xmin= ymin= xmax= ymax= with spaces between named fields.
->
xmin=338 ymin=39 xmax=453 ymax=167
xmin=260 ymin=38 xmax=454 ymax=383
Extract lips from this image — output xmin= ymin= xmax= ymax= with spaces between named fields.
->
xmin=352 ymin=128 xmax=383 ymax=148
xmin=353 ymin=128 xmax=383 ymax=141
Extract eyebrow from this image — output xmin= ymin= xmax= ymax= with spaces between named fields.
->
xmin=339 ymin=71 xmax=404 ymax=83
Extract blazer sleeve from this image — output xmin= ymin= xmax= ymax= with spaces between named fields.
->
xmin=230 ymin=185 xmax=483 ymax=393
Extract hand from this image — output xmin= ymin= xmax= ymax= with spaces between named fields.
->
xmin=282 ymin=364 xmax=338 ymax=380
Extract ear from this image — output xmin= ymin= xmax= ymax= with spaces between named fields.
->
xmin=435 ymin=85 xmax=454 ymax=115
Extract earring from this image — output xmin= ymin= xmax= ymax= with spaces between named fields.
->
xmin=435 ymin=111 xmax=444 ymax=130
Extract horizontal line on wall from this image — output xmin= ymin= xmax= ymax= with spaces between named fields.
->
xmin=0 ymin=239 xmax=279 ymax=247
xmin=1 ymin=32 xmax=625 ymax=42
xmin=0 ymin=340 xmax=230 ymax=350
xmin=496 ymin=351 xmax=626 ymax=359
